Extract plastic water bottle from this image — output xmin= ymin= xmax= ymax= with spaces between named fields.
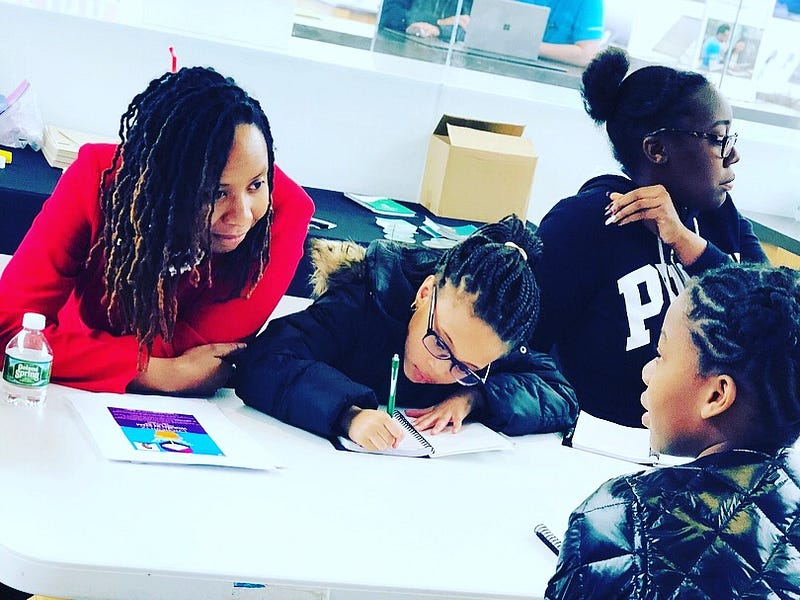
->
xmin=2 ymin=312 xmax=53 ymax=407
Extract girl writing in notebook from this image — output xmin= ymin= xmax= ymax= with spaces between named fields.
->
xmin=233 ymin=215 xmax=578 ymax=451
xmin=546 ymin=263 xmax=800 ymax=598
xmin=0 ymin=67 xmax=314 ymax=396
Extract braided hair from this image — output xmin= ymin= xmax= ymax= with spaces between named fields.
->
xmin=684 ymin=263 xmax=800 ymax=446
xmin=434 ymin=214 xmax=542 ymax=348
xmin=581 ymin=47 xmax=710 ymax=173
xmin=98 ymin=66 xmax=275 ymax=363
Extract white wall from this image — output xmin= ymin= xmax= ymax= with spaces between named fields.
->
xmin=2 ymin=3 xmax=798 ymax=225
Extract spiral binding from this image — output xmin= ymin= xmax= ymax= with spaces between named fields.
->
xmin=393 ymin=410 xmax=436 ymax=455
xmin=534 ymin=523 xmax=562 ymax=555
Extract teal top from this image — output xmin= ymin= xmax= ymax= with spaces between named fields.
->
xmin=701 ymin=35 xmax=723 ymax=67
xmin=518 ymin=0 xmax=604 ymax=44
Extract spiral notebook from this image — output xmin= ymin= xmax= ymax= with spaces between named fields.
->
xmin=335 ymin=409 xmax=514 ymax=458
xmin=563 ymin=411 xmax=689 ymax=467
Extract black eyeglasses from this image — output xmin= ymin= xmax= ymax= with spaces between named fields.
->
xmin=422 ymin=285 xmax=491 ymax=386
xmin=645 ymin=127 xmax=738 ymax=159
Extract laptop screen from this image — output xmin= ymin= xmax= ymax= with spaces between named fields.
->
xmin=464 ymin=0 xmax=551 ymax=61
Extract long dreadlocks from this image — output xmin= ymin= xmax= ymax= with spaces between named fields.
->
xmin=99 ymin=66 xmax=275 ymax=365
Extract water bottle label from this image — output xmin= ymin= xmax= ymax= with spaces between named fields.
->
xmin=2 ymin=355 xmax=52 ymax=387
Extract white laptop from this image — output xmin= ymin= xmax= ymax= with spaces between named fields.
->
xmin=464 ymin=0 xmax=551 ymax=62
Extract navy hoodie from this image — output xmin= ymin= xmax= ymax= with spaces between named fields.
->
xmin=531 ymin=174 xmax=767 ymax=427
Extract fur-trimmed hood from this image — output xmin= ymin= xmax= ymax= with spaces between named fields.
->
xmin=308 ymin=238 xmax=442 ymax=321
xmin=307 ymin=239 xmax=367 ymax=299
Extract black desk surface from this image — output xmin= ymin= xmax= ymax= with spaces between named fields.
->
xmin=0 ymin=146 xmax=482 ymax=296
xmin=0 ymin=145 xmax=63 ymax=197
xmin=0 ymin=146 xmax=63 ymax=255
xmin=305 ymin=186 xmax=478 ymax=242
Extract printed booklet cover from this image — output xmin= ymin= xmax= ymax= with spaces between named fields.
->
xmin=68 ymin=391 xmax=279 ymax=470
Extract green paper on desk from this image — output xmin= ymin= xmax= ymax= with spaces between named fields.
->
xmin=421 ymin=217 xmax=478 ymax=241
xmin=344 ymin=193 xmax=416 ymax=217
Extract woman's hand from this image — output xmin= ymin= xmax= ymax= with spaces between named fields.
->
xmin=605 ymin=185 xmax=707 ymax=265
xmin=347 ymin=408 xmax=406 ymax=451
xmin=437 ymin=14 xmax=470 ymax=28
xmin=406 ymin=389 xmax=480 ymax=434
xmin=127 ymin=342 xmax=246 ymax=396
xmin=406 ymin=21 xmax=440 ymax=38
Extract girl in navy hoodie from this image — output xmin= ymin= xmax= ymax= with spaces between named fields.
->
xmin=531 ymin=47 xmax=766 ymax=427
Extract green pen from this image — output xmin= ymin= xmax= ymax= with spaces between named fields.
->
xmin=387 ymin=353 xmax=400 ymax=415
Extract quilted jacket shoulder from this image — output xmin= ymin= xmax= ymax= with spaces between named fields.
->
xmin=546 ymin=447 xmax=800 ymax=599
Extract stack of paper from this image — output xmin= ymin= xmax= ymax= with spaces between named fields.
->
xmin=375 ymin=217 xmax=417 ymax=243
xmin=420 ymin=217 xmax=478 ymax=241
xmin=42 ymin=125 xmax=116 ymax=170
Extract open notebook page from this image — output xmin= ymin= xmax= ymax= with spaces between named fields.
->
xmin=565 ymin=411 xmax=689 ymax=466
xmin=336 ymin=409 xmax=514 ymax=458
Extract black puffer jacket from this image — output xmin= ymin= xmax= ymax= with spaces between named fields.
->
xmin=546 ymin=447 xmax=800 ymax=599
xmin=233 ymin=239 xmax=578 ymax=438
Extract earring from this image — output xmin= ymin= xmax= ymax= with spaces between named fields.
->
xmin=410 ymin=300 xmax=417 ymax=312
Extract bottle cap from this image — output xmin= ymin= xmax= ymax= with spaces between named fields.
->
xmin=22 ymin=312 xmax=46 ymax=331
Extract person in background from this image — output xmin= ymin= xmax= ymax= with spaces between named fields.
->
xmin=726 ymin=37 xmax=754 ymax=77
xmin=531 ymin=47 xmax=766 ymax=427
xmin=379 ymin=0 xmax=603 ymax=67
xmin=379 ymin=0 xmax=473 ymax=42
xmin=700 ymin=22 xmax=731 ymax=71
xmin=0 ymin=66 xmax=314 ymax=396
xmin=233 ymin=215 xmax=578 ymax=450
xmin=545 ymin=263 xmax=800 ymax=599
xmin=518 ymin=0 xmax=604 ymax=66
xmin=774 ymin=0 xmax=800 ymax=20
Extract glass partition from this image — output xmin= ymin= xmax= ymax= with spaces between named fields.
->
xmin=2 ymin=0 xmax=798 ymax=240
xmin=10 ymin=0 xmax=799 ymax=127
xmin=3 ymin=0 xmax=798 ymax=128
xmin=294 ymin=0 xmax=800 ymax=128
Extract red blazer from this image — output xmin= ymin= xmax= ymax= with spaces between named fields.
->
xmin=0 ymin=144 xmax=314 ymax=392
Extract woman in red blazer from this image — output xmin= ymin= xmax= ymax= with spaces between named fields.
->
xmin=0 ymin=67 xmax=314 ymax=395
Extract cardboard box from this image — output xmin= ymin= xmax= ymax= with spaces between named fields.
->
xmin=419 ymin=115 xmax=537 ymax=222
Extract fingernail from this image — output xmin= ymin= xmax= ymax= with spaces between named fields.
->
xmin=604 ymin=214 xmax=616 ymax=226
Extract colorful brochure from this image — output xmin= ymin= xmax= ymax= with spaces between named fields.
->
xmin=68 ymin=391 xmax=279 ymax=470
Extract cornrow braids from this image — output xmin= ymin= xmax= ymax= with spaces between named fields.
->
xmin=581 ymin=47 xmax=710 ymax=172
xmin=685 ymin=263 xmax=800 ymax=446
xmin=434 ymin=214 xmax=542 ymax=347
xmin=98 ymin=66 xmax=275 ymax=363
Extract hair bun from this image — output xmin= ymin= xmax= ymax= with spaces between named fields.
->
xmin=581 ymin=47 xmax=630 ymax=124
